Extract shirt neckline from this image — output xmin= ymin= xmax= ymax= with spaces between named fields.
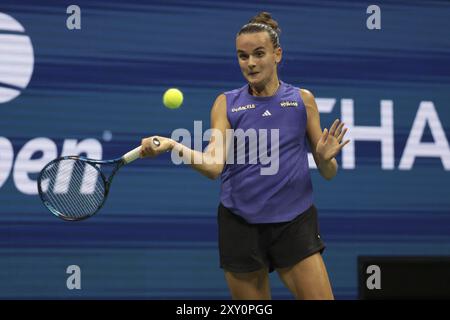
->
xmin=245 ymin=80 xmax=284 ymax=101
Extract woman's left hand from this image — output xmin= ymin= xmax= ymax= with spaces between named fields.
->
xmin=316 ymin=119 xmax=350 ymax=162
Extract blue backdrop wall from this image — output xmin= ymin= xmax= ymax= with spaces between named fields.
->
xmin=0 ymin=0 xmax=449 ymax=299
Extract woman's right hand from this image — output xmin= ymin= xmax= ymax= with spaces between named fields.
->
xmin=140 ymin=136 xmax=175 ymax=158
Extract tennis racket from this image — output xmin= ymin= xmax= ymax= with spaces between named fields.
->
xmin=37 ymin=137 xmax=160 ymax=221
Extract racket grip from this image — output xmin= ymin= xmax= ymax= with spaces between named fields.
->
xmin=122 ymin=138 xmax=161 ymax=164
xmin=122 ymin=146 xmax=142 ymax=164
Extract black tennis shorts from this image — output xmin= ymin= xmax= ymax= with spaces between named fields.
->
xmin=218 ymin=203 xmax=325 ymax=273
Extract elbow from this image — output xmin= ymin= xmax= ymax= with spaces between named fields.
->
xmin=319 ymin=168 xmax=337 ymax=181
xmin=205 ymin=172 xmax=218 ymax=180
xmin=323 ymin=169 xmax=338 ymax=181
xmin=201 ymin=168 xmax=219 ymax=180
xmin=205 ymin=172 xmax=220 ymax=180
xmin=205 ymin=166 xmax=223 ymax=180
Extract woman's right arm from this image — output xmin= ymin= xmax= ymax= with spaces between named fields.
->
xmin=140 ymin=94 xmax=231 ymax=180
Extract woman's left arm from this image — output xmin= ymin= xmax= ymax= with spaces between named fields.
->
xmin=300 ymin=89 xmax=350 ymax=180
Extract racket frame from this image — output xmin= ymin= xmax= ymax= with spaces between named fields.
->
xmin=38 ymin=137 xmax=159 ymax=221
xmin=37 ymin=155 xmax=125 ymax=221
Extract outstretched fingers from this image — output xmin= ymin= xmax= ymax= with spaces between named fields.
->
xmin=337 ymin=127 xmax=348 ymax=142
xmin=337 ymin=139 xmax=351 ymax=151
xmin=329 ymin=119 xmax=340 ymax=136
xmin=335 ymin=121 xmax=345 ymax=138
xmin=321 ymin=128 xmax=329 ymax=143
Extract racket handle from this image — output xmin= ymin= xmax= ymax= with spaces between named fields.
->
xmin=122 ymin=138 xmax=161 ymax=164
xmin=122 ymin=146 xmax=142 ymax=164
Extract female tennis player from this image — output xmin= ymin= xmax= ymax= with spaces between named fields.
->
xmin=140 ymin=12 xmax=349 ymax=300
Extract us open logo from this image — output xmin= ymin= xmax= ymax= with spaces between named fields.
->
xmin=0 ymin=13 xmax=34 ymax=103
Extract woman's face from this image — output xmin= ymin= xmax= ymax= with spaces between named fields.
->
xmin=236 ymin=31 xmax=282 ymax=87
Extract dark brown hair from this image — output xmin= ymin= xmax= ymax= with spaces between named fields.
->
xmin=237 ymin=12 xmax=281 ymax=48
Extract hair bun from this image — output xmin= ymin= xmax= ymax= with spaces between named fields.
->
xmin=249 ymin=11 xmax=281 ymax=35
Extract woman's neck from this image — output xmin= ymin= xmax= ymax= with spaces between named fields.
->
xmin=249 ymin=77 xmax=280 ymax=97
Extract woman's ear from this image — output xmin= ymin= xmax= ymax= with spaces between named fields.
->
xmin=275 ymin=47 xmax=282 ymax=64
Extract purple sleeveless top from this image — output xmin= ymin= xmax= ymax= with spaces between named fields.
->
xmin=220 ymin=81 xmax=313 ymax=223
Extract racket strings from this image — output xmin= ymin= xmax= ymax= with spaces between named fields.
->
xmin=39 ymin=159 xmax=106 ymax=219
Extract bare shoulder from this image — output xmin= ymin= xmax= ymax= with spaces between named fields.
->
xmin=211 ymin=94 xmax=230 ymax=128
xmin=299 ymin=88 xmax=316 ymax=107
xmin=214 ymin=93 xmax=227 ymax=105
xmin=299 ymin=88 xmax=319 ymax=116
xmin=211 ymin=94 xmax=227 ymax=113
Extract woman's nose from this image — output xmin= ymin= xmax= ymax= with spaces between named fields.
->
xmin=248 ymin=56 xmax=256 ymax=68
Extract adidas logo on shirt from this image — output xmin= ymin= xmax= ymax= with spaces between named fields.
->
xmin=262 ymin=110 xmax=272 ymax=117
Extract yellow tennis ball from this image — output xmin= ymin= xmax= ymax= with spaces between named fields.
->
xmin=163 ymin=88 xmax=183 ymax=109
